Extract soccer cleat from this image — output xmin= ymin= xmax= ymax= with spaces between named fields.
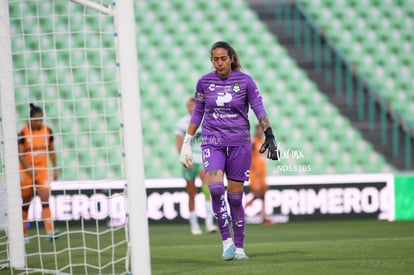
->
xmin=222 ymin=238 xmax=235 ymax=261
xmin=234 ymin=248 xmax=250 ymax=260
xmin=191 ymin=224 xmax=202 ymax=235
xmin=234 ymin=252 xmax=250 ymax=260
xmin=206 ymin=223 xmax=218 ymax=233
xmin=46 ymin=229 xmax=61 ymax=242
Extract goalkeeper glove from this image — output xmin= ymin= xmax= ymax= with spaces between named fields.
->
xmin=259 ymin=127 xmax=280 ymax=160
xmin=180 ymin=133 xmax=194 ymax=168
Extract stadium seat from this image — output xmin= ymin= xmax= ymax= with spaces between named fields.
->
xmin=299 ymin=0 xmax=414 ymax=125
xmin=9 ymin=0 xmax=395 ymax=179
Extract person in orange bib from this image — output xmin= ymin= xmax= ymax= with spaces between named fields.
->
xmin=245 ymin=124 xmax=273 ymax=224
xmin=18 ymin=103 xmax=59 ymax=243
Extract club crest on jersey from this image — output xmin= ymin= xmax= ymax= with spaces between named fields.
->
xmin=232 ymin=83 xmax=241 ymax=93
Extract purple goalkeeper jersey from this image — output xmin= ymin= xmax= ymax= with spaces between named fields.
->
xmin=190 ymin=70 xmax=267 ymax=146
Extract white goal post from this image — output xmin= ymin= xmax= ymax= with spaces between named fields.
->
xmin=0 ymin=0 xmax=26 ymax=269
xmin=0 ymin=0 xmax=150 ymax=274
xmin=112 ymin=0 xmax=151 ymax=274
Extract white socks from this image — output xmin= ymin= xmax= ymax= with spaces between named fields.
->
xmin=222 ymin=238 xmax=234 ymax=251
xmin=189 ymin=211 xmax=199 ymax=227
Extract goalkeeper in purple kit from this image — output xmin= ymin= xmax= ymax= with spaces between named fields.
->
xmin=180 ymin=41 xmax=279 ymax=261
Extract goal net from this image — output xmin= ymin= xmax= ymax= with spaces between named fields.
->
xmin=0 ymin=0 xmax=149 ymax=274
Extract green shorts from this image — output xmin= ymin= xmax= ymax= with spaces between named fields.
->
xmin=182 ymin=163 xmax=203 ymax=180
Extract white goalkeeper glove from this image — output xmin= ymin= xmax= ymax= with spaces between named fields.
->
xmin=180 ymin=133 xmax=194 ymax=168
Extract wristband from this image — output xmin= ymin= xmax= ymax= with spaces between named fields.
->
xmin=183 ymin=133 xmax=194 ymax=144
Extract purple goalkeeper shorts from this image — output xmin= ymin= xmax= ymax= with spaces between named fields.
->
xmin=201 ymin=143 xmax=252 ymax=182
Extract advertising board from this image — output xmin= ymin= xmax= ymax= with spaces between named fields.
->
xmin=25 ymin=174 xmax=395 ymax=224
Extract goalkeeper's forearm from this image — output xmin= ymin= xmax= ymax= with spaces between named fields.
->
xmin=186 ymin=123 xmax=199 ymax=136
xmin=258 ymin=115 xmax=271 ymax=132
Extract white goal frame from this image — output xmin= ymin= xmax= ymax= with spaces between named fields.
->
xmin=0 ymin=0 xmax=151 ymax=274
xmin=0 ymin=0 xmax=26 ymax=269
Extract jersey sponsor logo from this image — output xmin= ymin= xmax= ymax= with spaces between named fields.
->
xmin=216 ymin=92 xmax=232 ymax=106
xmin=235 ymin=220 xmax=244 ymax=227
xmin=221 ymin=113 xmax=237 ymax=118
xmin=202 ymin=136 xmax=224 ymax=145
xmin=196 ymin=92 xmax=204 ymax=101
xmin=213 ymin=111 xmax=237 ymax=119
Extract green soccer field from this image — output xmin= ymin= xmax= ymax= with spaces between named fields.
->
xmin=3 ymin=220 xmax=414 ymax=274
xmin=150 ymin=220 xmax=414 ymax=275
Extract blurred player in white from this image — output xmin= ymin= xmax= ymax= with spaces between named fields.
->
xmin=176 ymin=98 xmax=217 ymax=235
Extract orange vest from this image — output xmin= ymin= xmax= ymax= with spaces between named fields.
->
xmin=18 ymin=124 xmax=53 ymax=168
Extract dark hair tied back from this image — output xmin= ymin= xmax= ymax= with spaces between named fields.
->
xmin=210 ymin=41 xmax=242 ymax=71
xmin=29 ymin=103 xmax=43 ymax=117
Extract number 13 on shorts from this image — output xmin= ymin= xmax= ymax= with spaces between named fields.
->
xmin=202 ymin=148 xmax=210 ymax=168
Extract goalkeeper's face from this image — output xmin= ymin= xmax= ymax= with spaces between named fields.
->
xmin=211 ymin=47 xmax=233 ymax=79
xmin=29 ymin=112 xmax=44 ymax=130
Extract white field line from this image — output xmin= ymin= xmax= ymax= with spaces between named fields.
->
xmin=153 ymin=236 xmax=414 ymax=249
